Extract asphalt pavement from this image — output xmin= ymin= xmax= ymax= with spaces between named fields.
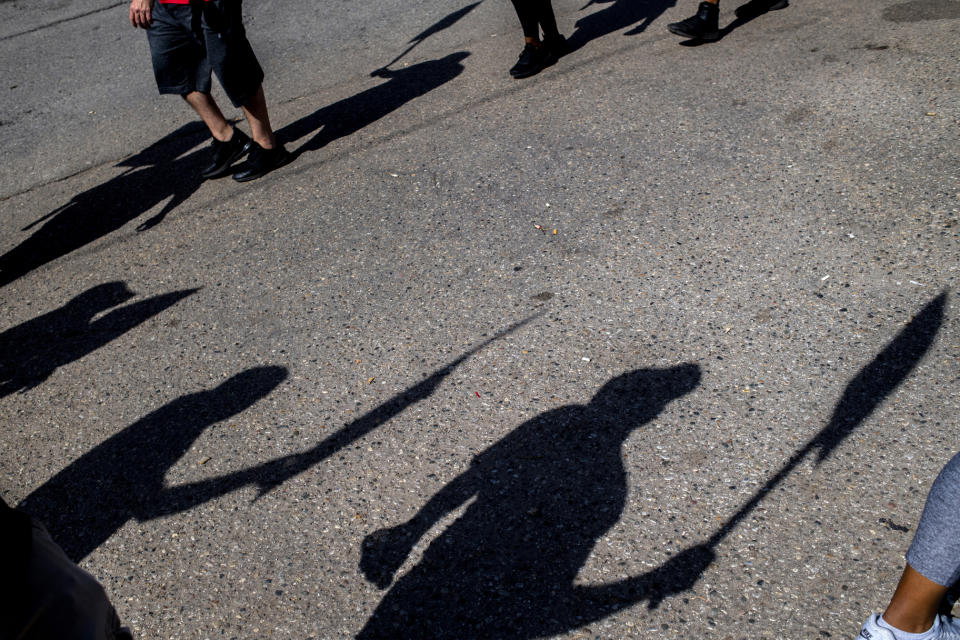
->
xmin=1 ymin=0 xmax=958 ymax=637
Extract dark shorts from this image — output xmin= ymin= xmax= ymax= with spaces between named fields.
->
xmin=146 ymin=0 xmax=264 ymax=108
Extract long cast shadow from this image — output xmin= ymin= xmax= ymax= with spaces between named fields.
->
xmin=0 ymin=282 xmax=198 ymax=399
xmin=371 ymin=2 xmax=482 ymax=77
xmin=358 ymin=364 xmax=702 ymax=639
xmin=16 ymin=366 xmax=288 ymax=562
xmin=566 ymin=0 xmax=677 ymax=52
xmin=677 ymin=2 xmax=789 ymax=46
xmin=0 ymin=123 xmax=209 ymax=288
xmin=279 ymin=52 xmax=469 ymax=158
xmin=155 ymin=315 xmax=539 ymax=514
xmin=691 ymin=291 xmax=948 ymax=562
xmin=17 ymin=316 xmax=537 ymax=561
xmin=357 ymin=293 xmax=945 ymax=638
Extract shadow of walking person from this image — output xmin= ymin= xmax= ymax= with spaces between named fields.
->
xmin=682 ymin=291 xmax=948 ymax=569
xmin=279 ymin=52 xmax=469 ymax=158
xmin=153 ymin=315 xmax=539 ymax=514
xmin=371 ymin=3 xmax=482 ymax=77
xmin=566 ymin=0 xmax=677 ymax=52
xmin=0 ymin=123 xmax=209 ymax=288
xmin=0 ymin=282 xmax=198 ymax=399
xmin=16 ymin=366 xmax=288 ymax=562
xmin=358 ymin=364 xmax=701 ymax=639
xmin=674 ymin=0 xmax=790 ymax=46
xmin=357 ymin=292 xmax=946 ymax=638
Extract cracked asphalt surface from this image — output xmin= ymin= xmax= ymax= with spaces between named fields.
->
xmin=1 ymin=0 xmax=958 ymax=637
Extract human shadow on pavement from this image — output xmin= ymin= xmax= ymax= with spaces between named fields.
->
xmin=279 ymin=52 xmax=469 ymax=158
xmin=16 ymin=316 xmax=537 ymax=563
xmin=0 ymin=282 xmax=197 ymax=399
xmin=371 ymin=2 xmax=482 ymax=77
xmin=16 ymin=366 xmax=288 ymax=562
xmin=356 ymin=293 xmax=945 ymax=639
xmin=155 ymin=315 xmax=539 ymax=513
xmin=676 ymin=0 xmax=789 ymax=46
xmin=566 ymin=0 xmax=677 ymax=53
xmin=0 ymin=123 xmax=209 ymax=289
xmin=692 ymin=291 xmax=946 ymax=553
xmin=357 ymin=364 xmax=702 ymax=639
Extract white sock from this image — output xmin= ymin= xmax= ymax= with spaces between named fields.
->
xmin=877 ymin=614 xmax=938 ymax=640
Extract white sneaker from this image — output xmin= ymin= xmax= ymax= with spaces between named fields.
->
xmin=858 ymin=615 xmax=898 ymax=640
xmin=857 ymin=613 xmax=960 ymax=640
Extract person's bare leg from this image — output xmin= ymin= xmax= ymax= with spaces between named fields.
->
xmin=241 ymin=85 xmax=276 ymax=150
xmin=183 ymin=91 xmax=234 ymax=142
xmin=882 ymin=564 xmax=948 ymax=633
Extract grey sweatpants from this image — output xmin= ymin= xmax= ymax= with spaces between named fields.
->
xmin=906 ymin=452 xmax=960 ymax=587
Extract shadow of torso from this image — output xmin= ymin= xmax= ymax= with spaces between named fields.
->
xmin=360 ymin=366 xmax=700 ymax=639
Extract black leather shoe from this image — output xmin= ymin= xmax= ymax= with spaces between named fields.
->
xmin=667 ymin=2 xmax=720 ymax=40
xmin=201 ymin=129 xmax=251 ymax=179
xmin=231 ymin=142 xmax=291 ymax=182
xmin=734 ymin=0 xmax=787 ymax=18
xmin=509 ymin=43 xmax=557 ymax=79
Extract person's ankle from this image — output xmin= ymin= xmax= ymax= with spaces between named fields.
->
xmin=880 ymin=612 xmax=937 ymax=635
xmin=253 ymin=134 xmax=276 ymax=150
xmin=210 ymin=123 xmax=235 ymax=143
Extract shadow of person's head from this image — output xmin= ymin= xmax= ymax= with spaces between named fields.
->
xmin=66 ymin=282 xmax=136 ymax=314
xmin=588 ymin=364 xmax=701 ymax=426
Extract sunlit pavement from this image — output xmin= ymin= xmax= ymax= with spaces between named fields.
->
xmin=1 ymin=0 xmax=958 ymax=637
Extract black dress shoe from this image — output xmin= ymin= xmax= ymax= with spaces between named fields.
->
xmin=201 ymin=129 xmax=251 ymax=179
xmin=231 ymin=142 xmax=291 ymax=182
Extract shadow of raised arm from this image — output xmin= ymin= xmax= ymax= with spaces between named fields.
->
xmin=150 ymin=315 xmax=541 ymax=517
xmin=361 ymin=467 xmax=480 ymax=588
xmin=576 ymin=542 xmax=716 ymax=614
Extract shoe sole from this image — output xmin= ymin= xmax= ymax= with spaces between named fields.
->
xmin=231 ymin=150 xmax=293 ymax=183
xmin=510 ymin=54 xmax=558 ymax=79
xmin=201 ymin=141 xmax=252 ymax=180
xmin=667 ymin=24 xmax=720 ymax=40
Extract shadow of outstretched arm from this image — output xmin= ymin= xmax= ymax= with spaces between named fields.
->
xmin=17 ymin=366 xmax=288 ymax=562
xmin=615 ymin=292 xmax=947 ymax=617
xmin=564 ymin=542 xmax=716 ymax=621
xmin=540 ymin=292 xmax=947 ymax=630
xmin=812 ymin=292 xmax=947 ymax=464
xmin=151 ymin=315 xmax=540 ymax=516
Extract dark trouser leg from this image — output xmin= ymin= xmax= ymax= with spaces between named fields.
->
xmin=510 ymin=0 xmax=541 ymax=40
xmin=535 ymin=0 xmax=560 ymax=39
